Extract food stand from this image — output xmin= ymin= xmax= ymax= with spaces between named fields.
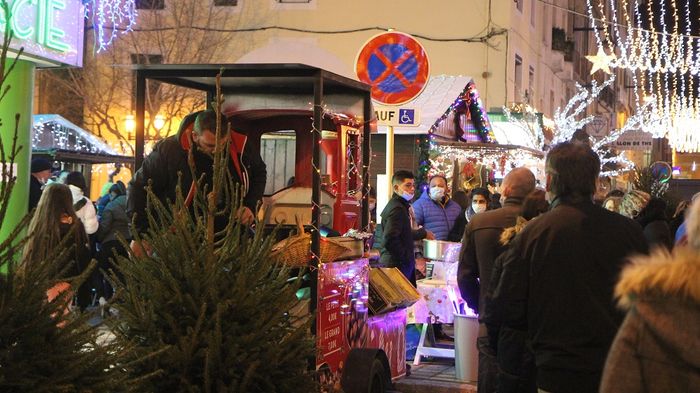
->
xmin=132 ymin=64 xmax=412 ymax=393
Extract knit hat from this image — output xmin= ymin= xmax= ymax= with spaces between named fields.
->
xmin=619 ymin=190 xmax=651 ymax=219
xmin=30 ymin=157 xmax=52 ymax=174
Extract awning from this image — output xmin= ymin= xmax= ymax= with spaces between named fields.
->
xmin=376 ymin=75 xmax=475 ymax=135
xmin=32 ymin=114 xmax=133 ymax=164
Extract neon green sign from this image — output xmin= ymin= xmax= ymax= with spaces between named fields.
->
xmin=0 ymin=0 xmax=83 ymax=64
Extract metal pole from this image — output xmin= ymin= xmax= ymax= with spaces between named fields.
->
xmin=361 ymin=92 xmax=371 ymax=230
xmin=310 ymin=72 xmax=323 ymax=317
xmin=386 ymin=125 xmax=395 ymax=199
xmin=135 ymin=72 xmax=146 ymax=170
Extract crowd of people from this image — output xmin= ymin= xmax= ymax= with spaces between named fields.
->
xmin=376 ymin=141 xmax=699 ymax=393
xmin=24 ymin=111 xmax=700 ymax=392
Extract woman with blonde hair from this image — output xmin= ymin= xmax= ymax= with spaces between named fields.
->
xmin=600 ymin=197 xmax=700 ymax=392
xmin=23 ymin=183 xmax=92 ymax=310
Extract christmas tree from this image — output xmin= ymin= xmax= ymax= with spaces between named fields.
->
xmin=108 ymin=77 xmax=316 ymax=392
xmin=0 ymin=2 xmax=127 ymax=390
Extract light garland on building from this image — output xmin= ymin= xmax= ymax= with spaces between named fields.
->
xmin=84 ymin=0 xmax=137 ymax=52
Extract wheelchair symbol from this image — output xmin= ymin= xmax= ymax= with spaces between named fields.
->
xmin=399 ymin=109 xmax=414 ymax=125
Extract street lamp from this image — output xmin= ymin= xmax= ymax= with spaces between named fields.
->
xmin=153 ymin=114 xmax=165 ymax=131
xmin=125 ymin=114 xmax=135 ymax=140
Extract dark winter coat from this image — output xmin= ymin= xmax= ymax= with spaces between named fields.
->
xmin=488 ymin=197 xmax=648 ymax=393
xmin=97 ymin=195 xmax=131 ymax=244
xmin=29 ymin=175 xmax=42 ymax=212
xmin=127 ymin=113 xmax=266 ymax=234
xmin=457 ymin=197 xmax=524 ymax=315
xmin=637 ymin=218 xmax=673 ymax=251
xmin=411 ymin=193 xmax=462 ymax=241
xmin=379 ymin=193 xmax=426 ymax=286
xmin=600 ymin=248 xmax=700 ymax=393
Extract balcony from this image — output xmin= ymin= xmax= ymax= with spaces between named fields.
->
xmin=552 ymin=27 xmax=575 ymax=63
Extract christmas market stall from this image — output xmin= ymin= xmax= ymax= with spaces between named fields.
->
xmin=32 ymin=114 xmax=133 ymax=198
xmin=132 ymin=64 xmax=416 ymax=392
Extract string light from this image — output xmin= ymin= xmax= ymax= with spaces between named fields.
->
xmin=502 ymin=104 xmax=545 ymax=150
xmin=84 ymin=0 xmax=137 ymax=52
xmin=552 ymin=76 xmax=617 ymax=144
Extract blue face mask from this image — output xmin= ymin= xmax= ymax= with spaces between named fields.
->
xmin=401 ymin=191 xmax=414 ymax=201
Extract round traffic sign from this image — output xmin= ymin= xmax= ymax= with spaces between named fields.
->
xmin=355 ymin=32 xmax=430 ymax=105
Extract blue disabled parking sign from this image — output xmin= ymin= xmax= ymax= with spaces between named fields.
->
xmin=398 ymin=109 xmax=415 ymax=125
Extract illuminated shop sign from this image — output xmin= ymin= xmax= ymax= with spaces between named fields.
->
xmin=0 ymin=0 xmax=84 ymax=67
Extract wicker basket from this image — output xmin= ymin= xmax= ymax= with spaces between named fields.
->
xmin=271 ymin=216 xmax=351 ymax=267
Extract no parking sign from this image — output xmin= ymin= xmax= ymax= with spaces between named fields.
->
xmin=355 ymin=32 xmax=430 ymax=105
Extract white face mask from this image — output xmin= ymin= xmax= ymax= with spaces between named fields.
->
xmin=401 ymin=191 xmax=414 ymax=201
xmin=472 ymin=203 xmax=487 ymax=214
xmin=429 ymin=186 xmax=446 ymax=201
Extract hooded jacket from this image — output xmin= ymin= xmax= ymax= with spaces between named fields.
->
xmin=68 ymin=184 xmax=99 ymax=235
xmin=411 ymin=191 xmax=462 ymax=241
xmin=600 ymin=248 xmax=700 ymax=393
xmin=127 ymin=111 xmax=266 ymax=234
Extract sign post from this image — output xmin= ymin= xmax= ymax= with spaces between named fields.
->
xmin=356 ymin=31 xmax=430 ymax=203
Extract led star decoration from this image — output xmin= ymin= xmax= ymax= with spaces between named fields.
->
xmin=586 ymin=48 xmax=615 ymax=75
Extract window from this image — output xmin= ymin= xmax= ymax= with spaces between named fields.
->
xmin=515 ymin=0 xmax=523 ymax=13
xmin=135 ymin=0 xmax=164 ymax=9
xmin=131 ymin=54 xmax=163 ymax=110
xmin=260 ymin=131 xmax=297 ymax=195
xmin=514 ymin=55 xmax=523 ymax=101
xmin=530 ymin=0 xmax=536 ymax=26
xmin=528 ymin=66 xmax=535 ymax=103
xmin=214 ymin=0 xmax=237 ymax=5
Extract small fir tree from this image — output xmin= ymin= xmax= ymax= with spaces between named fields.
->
xmin=110 ymin=76 xmax=315 ymax=392
xmin=0 ymin=2 xmax=128 ymax=391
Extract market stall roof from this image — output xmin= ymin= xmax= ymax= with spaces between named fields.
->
xmin=376 ymin=75 xmax=474 ymax=135
xmin=32 ymin=114 xmax=133 ymax=164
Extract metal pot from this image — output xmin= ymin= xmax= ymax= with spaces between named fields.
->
xmin=422 ymin=239 xmax=462 ymax=262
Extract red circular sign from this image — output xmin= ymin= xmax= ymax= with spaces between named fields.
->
xmin=355 ymin=32 xmax=430 ymax=105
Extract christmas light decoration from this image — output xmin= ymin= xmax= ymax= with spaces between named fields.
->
xmin=84 ymin=0 xmax=137 ymax=52
xmin=551 ymin=76 xmax=617 ymax=144
xmin=585 ymin=48 xmax=615 ymax=75
xmin=502 ymin=104 xmax=545 ymax=150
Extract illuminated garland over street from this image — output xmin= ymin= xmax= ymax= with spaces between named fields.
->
xmin=84 ymin=0 xmax=137 ymax=52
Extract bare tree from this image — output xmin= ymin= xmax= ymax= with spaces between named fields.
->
xmin=36 ymin=1 xmax=267 ymax=155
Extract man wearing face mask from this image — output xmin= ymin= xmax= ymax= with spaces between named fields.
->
xmin=412 ymin=175 xmax=462 ymax=241
xmin=457 ymin=167 xmax=536 ymax=393
xmin=127 ymin=110 xmax=266 ymax=254
xmin=379 ymin=170 xmax=434 ymax=286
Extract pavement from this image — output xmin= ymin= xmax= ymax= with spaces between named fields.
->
xmin=392 ymin=361 xmax=477 ymax=393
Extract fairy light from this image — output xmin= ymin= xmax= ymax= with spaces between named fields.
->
xmin=84 ymin=0 xmax=137 ymax=52
xmin=552 ymin=76 xmax=617 ymax=144
xmin=502 ymin=105 xmax=544 ymax=150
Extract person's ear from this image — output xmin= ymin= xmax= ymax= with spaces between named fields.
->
xmin=545 ymin=174 xmax=552 ymax=192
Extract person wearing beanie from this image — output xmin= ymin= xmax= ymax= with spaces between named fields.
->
xmin=29 ymin=157 xmax=52 ymax=212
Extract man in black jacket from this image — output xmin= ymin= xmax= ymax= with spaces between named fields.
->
xmin=127 ymin=110 xmax=266 ymax=254
xmin=379 ymin=170 xmax=433 ymax=286
xmin=489 ymin=142 xmax=648 ymax=393
xmin=29 ymin=157 xmax=52 ymax=212
xmin=457 ymin=167 xmax=536 ymax=393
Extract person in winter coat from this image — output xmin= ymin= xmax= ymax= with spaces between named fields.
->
xmin=448 ymin=187 xmax=491 ymax=242
xmin=457 ymin=167 xmax=536 ymax=393
xmin=64 ymin=171 xmax=99 ymax=235
xmin=489 ymin=142 xmax=648 ymax=393
xmin=22 ymin=183 xmax=92 ymax=310
xmin=620 ymin=190 xmax=672 ymax=250
xmin=29 ymin=157 xmax=52 ymax=212
xmin=379 ymin=170 xmax=434 ymax=286
xmin=127 ymin=109 xmax=267 ymax=255
xmin=412 ymin=175 xmax=462 ymax=241
xmin=96 ymin=182 xmax=130 ymax=301
xmin=482 ymin=189 xmax=548 ymax=393
xmin=600 ymin=197 xmax=700 ymax=392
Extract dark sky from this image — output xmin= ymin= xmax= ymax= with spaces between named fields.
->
xmin=643 ymin=0 xmax=700 ymax=35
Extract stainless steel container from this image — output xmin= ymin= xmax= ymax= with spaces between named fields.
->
xmin=422 ymin=240 xmax=462 ymax=262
